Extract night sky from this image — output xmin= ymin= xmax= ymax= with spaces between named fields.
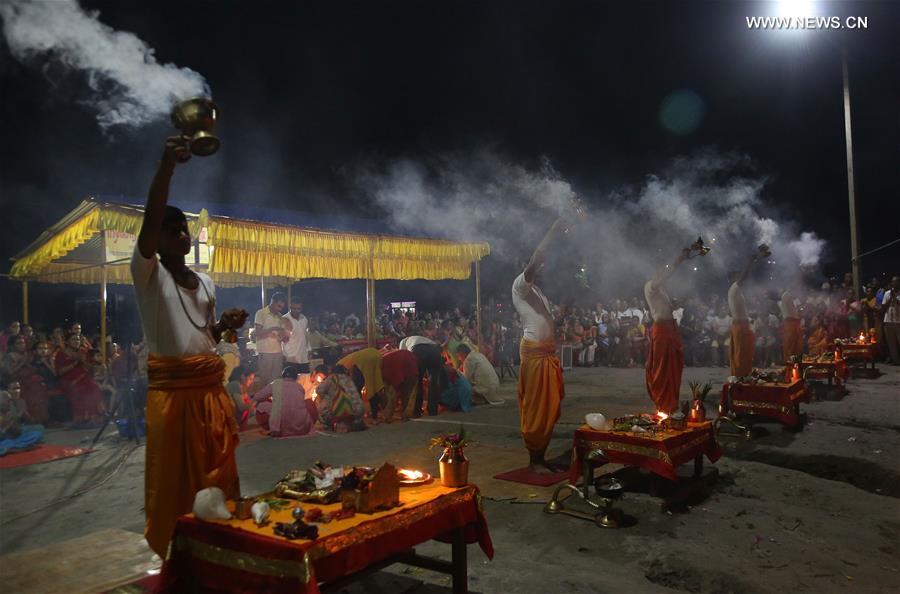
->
xmin=1 ymin=1 xmax=898 ymax=330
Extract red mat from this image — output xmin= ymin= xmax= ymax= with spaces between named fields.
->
xmin=101 ymin=573 xmax=159 ymax=593
xmin=0 ymin=444 xmax=93 ymax=470
xmin=493 ymin=466 xmax=570 ymax=486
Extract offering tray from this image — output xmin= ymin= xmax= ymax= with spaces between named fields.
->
xmin=274 ymin=469 xmax=342 ymax=504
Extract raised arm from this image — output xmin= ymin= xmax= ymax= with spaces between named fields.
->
xmin=734 ymin=251 xmax=763 ymax=287
xmin=523 ymin=218 xmax=567 ymax=283
xmin=650 ymin=247 xmax=691 ymax=289
xmin=137 ymin=137 xmax=191 ymax=259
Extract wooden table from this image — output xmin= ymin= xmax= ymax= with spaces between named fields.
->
xmin=568 ymin=422 xmax=721 ymax=511
xmin=157 ymin=483 xmax=492 ymax=594
xmin=840 ymin=342 xmax=878 ymax=374
xmin=798 ymin=358 xmax=849 ymax=387
xmin=720 ymin=379 xmax=810 ymax=428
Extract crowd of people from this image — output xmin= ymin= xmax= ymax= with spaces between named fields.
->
xmin=2 ymin=273 xmax=897 ymax=447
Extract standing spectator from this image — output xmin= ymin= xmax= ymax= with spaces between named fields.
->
xmin=254 ymin=293 xmax=289 ymax=384
xmin=282 ymin=295 xmax=310 ymax=373
xmin=881 ymin=277 xmax=900 ymax=365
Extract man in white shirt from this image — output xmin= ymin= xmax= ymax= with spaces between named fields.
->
xmin=644 ymin=243 xmax=692 ymax=413
xmin=513 ymin=216 xmax=572 ymax=474
xmin=456 ymin=344 xmax=501 ymax=404
xmin=254 ymin=293 xmax=289 ymax=384
xmin=282 ymin=295 xmax=310 ymax=374
xmin=131 ymin=136 xmax=248 ymax=557
xmin=881 ymin=276 xmax=900 ymax=364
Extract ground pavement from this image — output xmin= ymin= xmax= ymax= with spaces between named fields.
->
xmin=1 ymin=365 xmax=898 ymax=594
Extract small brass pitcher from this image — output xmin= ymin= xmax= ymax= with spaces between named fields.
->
xmin=439 ymin=447 xmax=469 ymax=488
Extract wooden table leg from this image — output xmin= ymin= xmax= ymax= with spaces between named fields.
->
xmin=693 ymin=455 xmax=703 ymax=477
xmin=451 ymin=526 xmax=468 ymax=594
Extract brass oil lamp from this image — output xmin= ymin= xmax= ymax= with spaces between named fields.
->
xmin=171 ymin=97 xmax=220 ymax=157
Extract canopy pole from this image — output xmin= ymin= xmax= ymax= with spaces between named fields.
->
xmin=366 ymin=279 xmax=376 ymax=348
xmin=100 ymin=266 xmax=108 ymax=362
xmin=260 ymin=275 xmax=266 ymax=308
xmin=22 ymin=281 xmax=29 ymax=326
xmin=475 ymin=261 xmax=482 ymax=350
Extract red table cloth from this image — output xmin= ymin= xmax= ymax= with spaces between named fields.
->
xmin=799 ymin=359 xmax=849 ymax=385
xmin=720 ymin=379 xmax=810 ymax=427
xmin=157 ymin=484 xmax=492 ymax=594
xmin=840 ymin=342 xmax=878 ymax=368
xmin=569 ymin=421 xmax=722 ymax=484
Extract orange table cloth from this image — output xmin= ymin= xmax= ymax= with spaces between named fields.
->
xmin=720 ymin=379 xmax=810 ymax=427
xmin=569 ymin=422 xmax=721 ymax=484
xmin=157 ymin=483 xmax=493 ymax=594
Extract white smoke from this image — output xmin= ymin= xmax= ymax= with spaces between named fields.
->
xmin=0 ymin=0 xmax=210 ymax=130
xmin=359 ymin=148 xmax=826 ymax=296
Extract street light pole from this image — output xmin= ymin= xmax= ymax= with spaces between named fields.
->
xmin=841 ymin=47 xmax=861 ymax=297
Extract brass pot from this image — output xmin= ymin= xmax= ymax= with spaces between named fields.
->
xmin=439 ymin=447 xmax=469 ymax=488
xmin=690 ymin=402 xmax=706 ymax=423
xmin=171 ymin=97 xmax=220 ymax=156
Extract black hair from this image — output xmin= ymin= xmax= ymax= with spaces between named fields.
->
xmin=282 ymin=366 xmax=301 ymax=380
xmin=228 ymin=366 xmax=247 ymax=382
xmin=270 ymin=292 xmax=287 ymax=304
xmin=290 ymin=293 xmax=303 ymax=304
xmin=332 ymin=364 xmax=347 ymax=375
xmin=314 ymin=364 xmax=329 ymax=375
xmin=162 ymin=205 xmax=187 ymax=226
xmin=455 ymin=344 xmax=471 ymax=355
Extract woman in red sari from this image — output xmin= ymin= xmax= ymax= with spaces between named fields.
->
xmin=55 ymin=334 xmax=105 ymax=426
xmin=1 ymin=335 xmax=49 ymax=423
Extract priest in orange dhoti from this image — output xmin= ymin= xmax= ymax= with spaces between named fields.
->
xmin=131 ymin=137 xmax=249 ymax=556
xmin=513 ymin=216 xmax=578 ymax=474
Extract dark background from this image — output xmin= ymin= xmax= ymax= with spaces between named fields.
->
xmin=1 ymin=1 xmax=898 ymax=336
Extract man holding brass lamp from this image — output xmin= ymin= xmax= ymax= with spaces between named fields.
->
xmin=131 ymin=135 xmax=248 ymax=557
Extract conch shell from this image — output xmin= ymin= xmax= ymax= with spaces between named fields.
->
xmin=192 ymin=487 xmax=231 ymax=521
xmin=251 ymin=501 xmax=270 ymax=525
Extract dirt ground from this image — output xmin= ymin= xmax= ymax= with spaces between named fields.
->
xmin=1 ymin=364 xmax=898 ymax=594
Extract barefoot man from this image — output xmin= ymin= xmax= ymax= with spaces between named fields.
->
xmin=781 ymin=276 xmax=804 ymax=362
xmin=728 ymin=246 xmax=767 ymax=377
xmin=132 ymin=136 xmax=249 ymax=556
xmin=513 ymin=217 xmax=573 ymax=473
xmin=644 ymin=244 xmax=693 ymax=414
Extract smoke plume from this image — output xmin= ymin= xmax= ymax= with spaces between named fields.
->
xmin=359 ymin=149 xmax=826 ymax=299
xmin=0 ymin=0 xmax=209 ymax=130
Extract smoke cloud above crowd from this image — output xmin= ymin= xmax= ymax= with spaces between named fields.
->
xmin=0 ymin=0 xmax=209 ymax=130
xmin=360 ymin=149 xmax=826 ymax=299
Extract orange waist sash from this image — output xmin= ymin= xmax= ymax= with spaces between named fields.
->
xmin=148 ymin=354 xmax=226 ymax=390
xmin=520 ymin=338 xmax=557 ymax=360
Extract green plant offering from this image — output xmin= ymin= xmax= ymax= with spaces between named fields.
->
xmin=688 ymin=381 xmax=713 ymax=402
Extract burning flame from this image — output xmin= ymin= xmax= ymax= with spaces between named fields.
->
xmin=398 ymin=469 xmax=424 ymax=480
xmin=859 ymin=332 xmax=866 ymax=343
xmin=657 ymin=411 xmax=669 ymax=421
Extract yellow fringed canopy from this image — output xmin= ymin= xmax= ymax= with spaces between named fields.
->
xmin=8 ymin=198 xmax=490 ymax=285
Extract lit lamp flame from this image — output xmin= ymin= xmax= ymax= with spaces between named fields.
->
xmin=398 ymin=469 xmax=424 ymax=480
xmin=657 ymin=411 xmax=669 ymax=422
xmin=859 ymin=332 xmax=866 ymax=344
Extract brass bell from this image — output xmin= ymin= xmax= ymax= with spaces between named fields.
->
xmin=170 ymin=97 xmax=220 ymax=156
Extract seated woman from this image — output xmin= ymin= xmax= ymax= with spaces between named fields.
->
xmin=315 ymin=365 xmax=366 ymax=432
xmin=54 ymin=334 xmax=104 ymax=427
xmin=2 ymin=335 xmax=49 ymax=424
xmin=807 ymin=316 xmax=830 ymax=356
xmin=252 ymin=366 xmax=318 ymax=437
xmin=225 ymin=366 xmax=253 ymax=427
xmin=0 ymin=382 xmax=44 ymax=456
xmin=428 ymin=366 xmax=474 ymax=415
